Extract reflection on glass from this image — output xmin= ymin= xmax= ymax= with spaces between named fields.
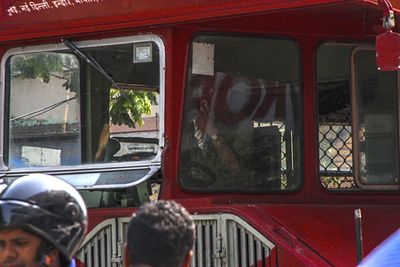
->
xmin=94 ymin=87 xmax=159 ymax=163
xmin=9 ymin=52 xmax=81 ymax=168
xmin=179 ymin=36 xmax=302 ymax=192
xmin=354 ymin=49 xmax=399 ymax=185
xmin=317 ymin=44 xmax=357 ymax=189
xmin=7 ymin=41 xmax=161 ymax=168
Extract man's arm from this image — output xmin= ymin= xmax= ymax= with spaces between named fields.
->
xmin=194 ymin=101 xmax=241 ymax=175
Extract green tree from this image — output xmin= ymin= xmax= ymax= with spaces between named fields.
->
xmin=12 ymin=53 xmax=79 ymax=92
xmin=109 ymin=88 xmax=158 ymax=128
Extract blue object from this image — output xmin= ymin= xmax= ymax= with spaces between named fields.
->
xmin=358 ymin=229 xmax=400 ymax=267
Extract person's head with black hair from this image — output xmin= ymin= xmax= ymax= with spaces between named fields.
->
xmin=0 ymin=174 xmax=87 ymax=267
xmin=124 ymin=200 xmax=195 ymax=267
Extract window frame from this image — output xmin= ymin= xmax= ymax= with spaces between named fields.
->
xmin=178 ymin=33 xmax=304 ymax=193
xmin=0 ymin=34 xmax=165 ymax=186
xmin=316 ymin=42 xmax=400 ymax=191
xmin=351 ymin=45 xmax=400 ymax=190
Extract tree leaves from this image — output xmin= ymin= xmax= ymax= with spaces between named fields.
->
xmin=109 ymin=88 xmax=158 ymax=128
xmin=11 ymin=53 xmax=79 ymax=92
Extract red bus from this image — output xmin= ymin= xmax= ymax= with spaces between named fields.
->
xmin=0 ymin=0 xmax=399 ymax=266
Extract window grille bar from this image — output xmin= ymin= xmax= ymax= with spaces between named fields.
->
xmin=240 ymin=228 xmax=247 ymax=267
xmin=196 ymin=223 xmax=204 ymax=267
xmin=205 ymin=222 xmax=212 ymax=267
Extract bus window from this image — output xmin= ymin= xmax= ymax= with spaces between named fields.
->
xmin=179 ymin=35 xmax=302 ymax=192
xmin=317 ymin=44 xmax=354 ymax=189
xmin=352 ymin=47 xmax=399 ymax=188
xmin=8 ymin=52 xmax=81 ymax=167
xmin=4 ymin=36 xmax=163 ymax=174
xmin=317 ymin=43 xmax=399 ymax=190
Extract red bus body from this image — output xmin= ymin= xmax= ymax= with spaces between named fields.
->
xmin=0 ymin=1 xmax=399 ymax=266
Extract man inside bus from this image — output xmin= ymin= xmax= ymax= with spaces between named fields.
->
xmin=190 ymin=74 xmax=256 ymax=188
xmin=124 ymin=200 xmax=195 ymax=267
xmin=0 ymin=174 xmax=87 ymax=267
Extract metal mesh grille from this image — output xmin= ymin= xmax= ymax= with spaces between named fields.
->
xmin=319 ymin=105 xmax=358 ymax=189
xmin=319 ymin=123 xmax=356 ymax=189
xmin=276 ymin=122 xmax=288 ymax=189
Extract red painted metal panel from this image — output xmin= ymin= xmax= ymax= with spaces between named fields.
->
xmin=262 ymin=205 xmax=400 ymax=267
xmin=86 ymin=201 xmax=400 ymax=266
xmin=278 ymin=248 xmax=307 ymax=267
xmin=376 ymin=29 xmax=400 ymax=70
xmin=176 ymin=201 xmax=400 ymax=266
xmin=0 ymin=0 xmax=373 ymax=41
xmin=363 ymin=0 xmax=400 ymax=11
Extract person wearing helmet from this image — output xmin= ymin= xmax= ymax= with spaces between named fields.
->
xmin=0 ymin=174 xmax=88 ymax=267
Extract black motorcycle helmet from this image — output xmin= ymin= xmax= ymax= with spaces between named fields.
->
xmin=0 ymin=174 xmax=87 ymax=262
